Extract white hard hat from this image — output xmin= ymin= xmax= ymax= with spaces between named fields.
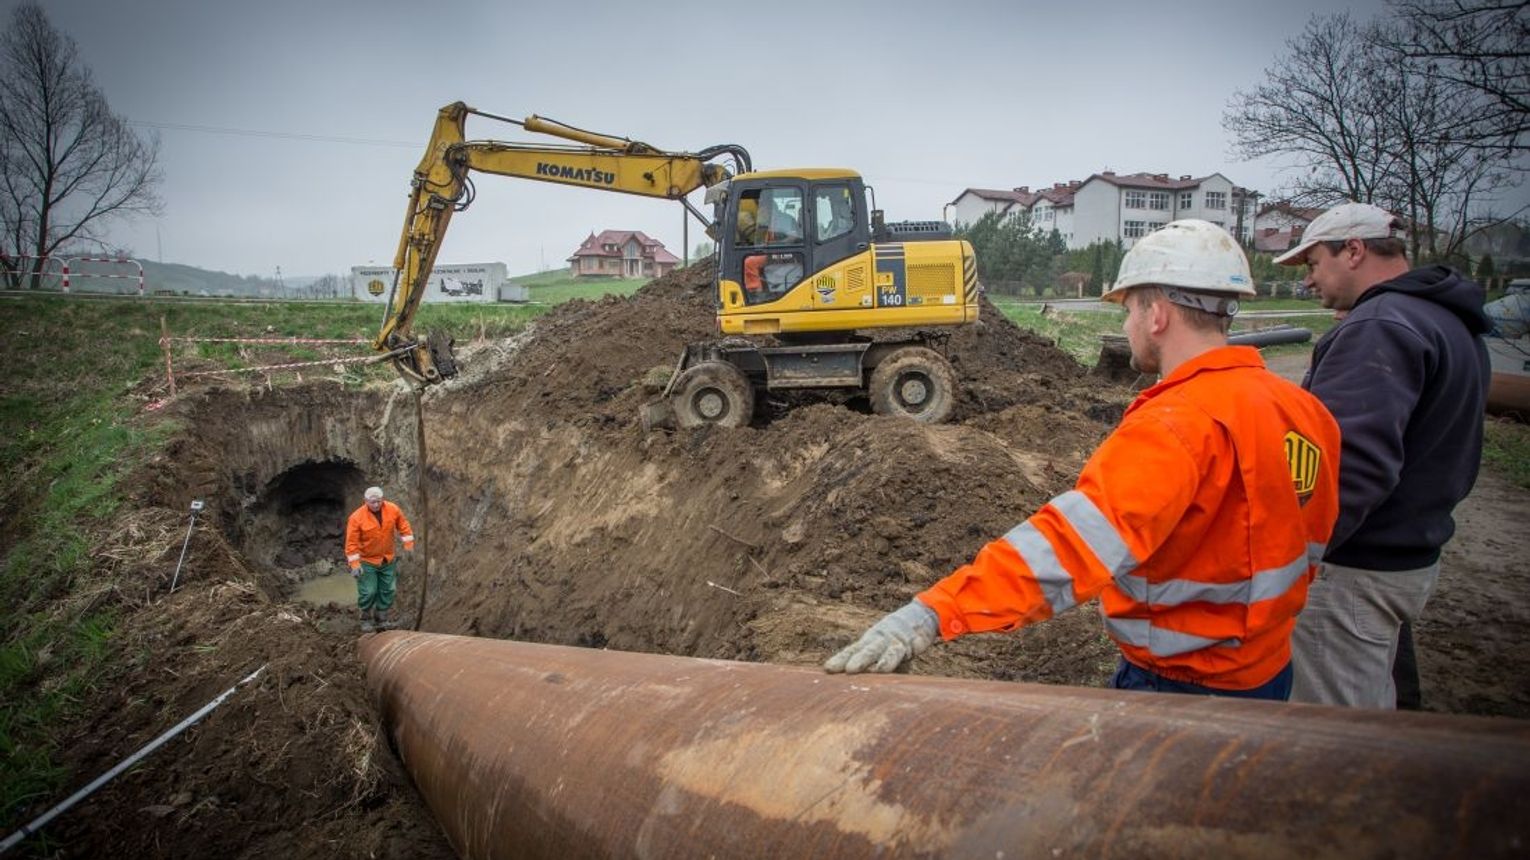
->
xmin=1103 ymin=219 xmax=1255 ymax=313
xmin=364 ymin=486 xmax=384 ymax=500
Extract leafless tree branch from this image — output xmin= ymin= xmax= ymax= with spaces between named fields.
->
xmin=0 ymin=2 xmax=161 ymax=289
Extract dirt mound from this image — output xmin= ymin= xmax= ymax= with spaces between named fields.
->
xmin=444 ymin=258 xmax=1119 ymax=428
xmin=418 ymin=261 xmax=1128 ymax=683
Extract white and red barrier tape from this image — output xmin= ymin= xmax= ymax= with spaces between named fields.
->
xmin=163 ymin=336 xmax=369 ymax=345
xmin=177 ymin=352 xmax=387 ymax=378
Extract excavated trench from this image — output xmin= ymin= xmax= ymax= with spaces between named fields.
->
xmin=156 ymin=260 xmax=1136 ymax=683
xmin=51 ymin=262 xmax=1144 ymax=858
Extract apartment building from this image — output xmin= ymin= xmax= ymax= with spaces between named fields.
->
xmin=947 ymin=172 xmax=1259 ymax=250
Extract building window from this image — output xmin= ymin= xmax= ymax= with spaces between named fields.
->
xmin=1179 ymin=191 xmax=1192 ymax=210
xmin=1150 ymin=221 xmax=1168 ymax=232
xmin=1124 ymin=220 xmax=1146 ymax=239
xmin=1209 ymin=220 xmax=1225 ymax=229
xmin=1149 ymin=192 xmax=1169 ymax=210
xmin=1125 ymin=191 xmax=1147 ymax=209
xmin=1205 ymin=191 xmax=1226 ymax=210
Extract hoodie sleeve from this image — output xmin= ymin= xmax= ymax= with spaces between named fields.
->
xmin=1306 ymin=317 xmax=1427 ymax=549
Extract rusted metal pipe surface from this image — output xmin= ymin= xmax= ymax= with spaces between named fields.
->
xmin=362 ymin=631 xmax=1530 ymax=859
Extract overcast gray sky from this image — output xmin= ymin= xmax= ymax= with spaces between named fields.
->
xmin=14 ymin=0 xmax=1462 ymax=278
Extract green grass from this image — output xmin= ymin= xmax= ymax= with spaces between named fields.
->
xmin=990 ymin=300 xmax=1339 ymax=366
xmin=511 ymin=270 xmax=649 ymax=305
xmin=992 ymin=301 xmax=1126 ymax=365
xmin=1483 ymin=417 xmax=1530 ymax=490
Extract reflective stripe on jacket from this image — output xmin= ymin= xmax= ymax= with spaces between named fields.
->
xmin=345 ymin=501 xmax=415 ymax=570
xmin=918 ymin=346 xmax=1340 ymax=690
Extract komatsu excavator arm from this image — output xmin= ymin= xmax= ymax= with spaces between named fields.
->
xmin=377 ymin=101 xmax=750 ymax=384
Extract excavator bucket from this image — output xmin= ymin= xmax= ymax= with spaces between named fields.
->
xmin=638 ymin=398 xmax=675 ymax=431
xmin=361 ymin=631 xmax=1530 ymax=859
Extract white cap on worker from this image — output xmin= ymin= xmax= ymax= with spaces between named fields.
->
xmin=1274 ymin=202 xmax=1401 ymax=265
xmin=364 ymin=486 xmax=384 ymax=501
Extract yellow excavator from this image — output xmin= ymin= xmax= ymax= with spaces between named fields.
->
xmin=376 ymin=102 xmax=979 ymax=426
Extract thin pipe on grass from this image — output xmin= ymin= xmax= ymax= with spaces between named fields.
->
xmin=0 ymin=664 xmax=266 ymax=855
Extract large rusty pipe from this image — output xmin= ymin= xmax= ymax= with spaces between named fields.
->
xmin=362 ymin=631 xmax=1530 ymax=859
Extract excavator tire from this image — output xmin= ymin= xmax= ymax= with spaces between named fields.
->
xmin=869 ymin=347 xmax=956 ymax=424
xmin=671 ymin=361 xmax=755 ymax=429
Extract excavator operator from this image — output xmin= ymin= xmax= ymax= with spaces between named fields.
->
xmin=825 ymin=220 xmax=1343 ymax=700
xmin=740 ymin=190 xmax=803 ymax=298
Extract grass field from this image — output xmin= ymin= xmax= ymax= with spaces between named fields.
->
xmin=512 ymin=270 xmax=648 ymax=304
xmin=988 ymin=296 xmax=1341 ymax=365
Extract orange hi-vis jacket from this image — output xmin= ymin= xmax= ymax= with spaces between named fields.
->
xmin=345 ymin=501 xmax=414 ymax=570
xmin=918 ymin=346 xmax=1341 ymax=690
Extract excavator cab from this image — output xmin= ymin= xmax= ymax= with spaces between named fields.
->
xmin=711 ymin=171 xmax=872 ymax=311
xmin=706 ymin=169 xmax=975 ymax=338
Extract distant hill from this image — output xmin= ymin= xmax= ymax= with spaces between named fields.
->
xmin=15 ymin=258 xmax=319 ymax=297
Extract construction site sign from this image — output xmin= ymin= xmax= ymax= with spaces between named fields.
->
xmin=349 ymin=262 xmax=508 ymax=304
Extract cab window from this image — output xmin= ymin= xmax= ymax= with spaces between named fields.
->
xmin=815 ymin=185 xmax=854 ymax=242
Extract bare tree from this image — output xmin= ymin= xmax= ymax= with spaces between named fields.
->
xmin=0 ymin=2 xmax=161 ymax=290
xmin=1226 ymin=10 xmax=1523 ymax=262
xmin=1224 ymin=14 xmax=1395 ymax=204
xmin=1388 ymin=0 xmax=1530 ymax=154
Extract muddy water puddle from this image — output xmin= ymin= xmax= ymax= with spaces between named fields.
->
xmin=295 ymin=571 xmax=358 ymax=607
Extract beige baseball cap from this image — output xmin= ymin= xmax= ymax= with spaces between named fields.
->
xmin=1275 ymin=202 xmax=1401 ymax=265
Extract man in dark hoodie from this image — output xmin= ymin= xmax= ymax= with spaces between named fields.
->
xmin=1276 ymin=202 xmax=1491 ymax=709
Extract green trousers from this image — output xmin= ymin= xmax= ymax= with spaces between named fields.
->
xmin=356 ymin=558 xmax=397 ymax=612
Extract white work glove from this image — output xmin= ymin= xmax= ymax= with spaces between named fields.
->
xmin=824 ymin=601 xmax=940 ymax=674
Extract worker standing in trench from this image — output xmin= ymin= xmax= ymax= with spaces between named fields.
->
xmin=827 ymin=220 xmax=1342 ymax=700
xmin=344 ymin=486 xmax=414 ymax=632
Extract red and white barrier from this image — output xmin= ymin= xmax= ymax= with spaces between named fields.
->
xmin=0 ymin=254 xmax=65 ymax=289
xmin=63 ymin=256 xmax=144 ymax=295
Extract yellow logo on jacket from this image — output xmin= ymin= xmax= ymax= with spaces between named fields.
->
xmin=1284 ymin=430 xmax=1321 ymax=500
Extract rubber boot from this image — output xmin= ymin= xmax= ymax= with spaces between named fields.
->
xmin=377 ymin=610 xmax=396 ymax=631
xmin=360 ymin=609 xmax=376 ymax=633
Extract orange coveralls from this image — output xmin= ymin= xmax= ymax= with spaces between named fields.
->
xmin=345 ymin=501 xmax=414 ymax=570
xmin=919 ymin=346 xmax=1341 ymax=690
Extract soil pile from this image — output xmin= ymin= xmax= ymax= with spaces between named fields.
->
xmin=420 ymin=259 xmax=1129 ymax=684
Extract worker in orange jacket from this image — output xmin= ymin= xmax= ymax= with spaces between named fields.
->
xmin=344 ymin=486 xmax=414 ymax=632
xmin=826 ymin=220 xmax=1341 ymax=698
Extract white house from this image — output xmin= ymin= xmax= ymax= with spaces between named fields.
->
xmin=945 ymin=187 xmax=1039 ymax=228
xmin=949 ymin=171 xmax=1259 ymax=250
xmin=1251 ymin=202 xmax=1326 ymax=254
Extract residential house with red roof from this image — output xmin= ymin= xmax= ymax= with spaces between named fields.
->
xmin=946 ymin=187 xmax=1042 ymax=228
xmin=1251 ymin=201 xmax=1327 ymax=254
xmin=567 ymin=230 xmax=680 ymax=278
xmin=947 ymin=172 xmax=1259 ymax=250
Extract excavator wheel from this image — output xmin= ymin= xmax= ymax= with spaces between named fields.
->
xmin=671 ymin=361 xmax=755 ymax=429
xmin=869 ymin=347 xmax=956 ymax=424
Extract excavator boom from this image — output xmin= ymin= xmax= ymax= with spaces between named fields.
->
xmin=376 ymin=102 xmax=749 ymax=383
